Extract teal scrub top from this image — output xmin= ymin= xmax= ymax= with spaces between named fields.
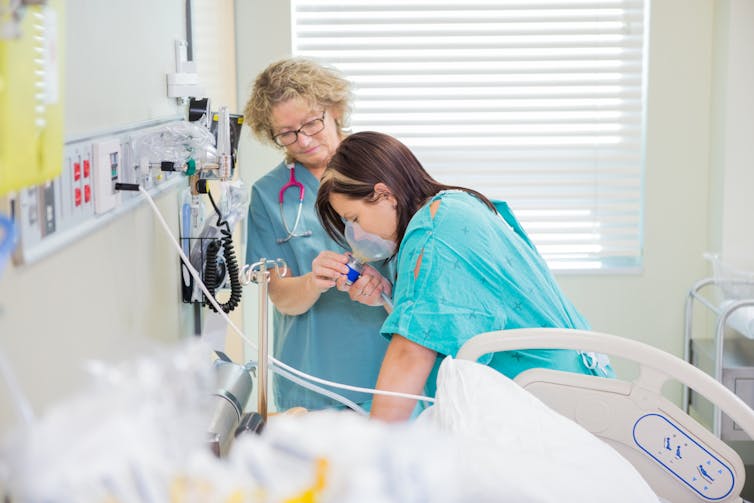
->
xmin=247 ymin=160 xmax=390 ymax=410
xmin=381 ymin=191 xmax=606 ymax=398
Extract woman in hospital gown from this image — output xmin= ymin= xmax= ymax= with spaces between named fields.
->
xmin=316 ymin=131 xmax=613 ymax=421
xmin=243 ymin=59 xmax=391 ymax=411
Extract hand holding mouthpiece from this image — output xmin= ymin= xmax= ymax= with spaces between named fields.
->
xmin=342 ymin=221 xmax=395 ymax=313
xmin=343 ymin=220 xmax=394 ymax=286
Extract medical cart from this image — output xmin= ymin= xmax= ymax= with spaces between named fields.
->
xmin=684 ymin=276 xmax=754 ymax=445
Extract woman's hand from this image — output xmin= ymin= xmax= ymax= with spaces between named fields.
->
xmin=309 ymin=251 xmax=350 ymax=293
xmin=339 ymin=263 xmax=392 ymax=307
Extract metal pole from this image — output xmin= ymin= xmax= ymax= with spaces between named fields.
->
xmin=256 ymin=261 xmax=269 ymax=421
xmin=714 ymin=298 xmax=754 ymax=437
xmin=682 ymin=290 xmax=693 ymax=413
xmin=683 ymin=278 xmax=716 ymax=413
xmin=241 ymin=258 xmax=286 ymax=422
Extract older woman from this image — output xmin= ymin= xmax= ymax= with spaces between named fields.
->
xmin=316 ymin=131 xmax=613 ymax=422
xmin=244 ymin=59 xmax=391 ymax=412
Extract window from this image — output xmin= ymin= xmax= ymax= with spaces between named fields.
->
xmin=292 ymin=0 xmax=646 ymax=271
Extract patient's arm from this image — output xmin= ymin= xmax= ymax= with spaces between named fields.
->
xmin=371 ymin=334 xmax=436 ymax=422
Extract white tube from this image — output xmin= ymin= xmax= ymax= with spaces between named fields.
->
xmin=246 ymin=358 xmax=368 ymax=414
xmin=269 ymin=357 xmax=432 ymax=404
xmin=139 ymin=187 xmax=434 ymax=406
xmin=270 ymin=365 xmax=368 ymax=416
xmin=381 ymin=292 xmax=394 ymax=314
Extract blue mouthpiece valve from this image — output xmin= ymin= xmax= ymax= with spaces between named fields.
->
xmin=345 ymin=256 xmax=364 ymax=286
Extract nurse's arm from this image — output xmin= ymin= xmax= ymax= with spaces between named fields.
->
xmin=370 ymin=334 xmax=437 ymax=422
xmin=267 ymin=273 xmax=322 ymax=315
xmin=268 ymin=251 xmax=350 ymax=315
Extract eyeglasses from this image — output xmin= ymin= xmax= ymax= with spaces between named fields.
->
xmin=272 ymin=111 xmax=327 ymax=147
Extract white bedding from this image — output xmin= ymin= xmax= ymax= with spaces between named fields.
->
xmin=3 ymin=343 xmax=660 ymax=502
xmin=242 ymin=357 xmax=659 ymax=502
xmin=415 ymin=357 xmax=659 ymax=502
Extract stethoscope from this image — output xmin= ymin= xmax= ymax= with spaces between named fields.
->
xmin=277 ymin=163 xmax=313 ymax=244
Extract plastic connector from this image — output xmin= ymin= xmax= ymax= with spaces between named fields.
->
xmin=195 ymin=179 xmax=209 ymax=194
xmin=114 ymin=183 xmax=140 ymax=192
xmin=235 ymin=412 xmax=265 ymax=436
xmin=184 ymin=158 xmax=197 ymax=176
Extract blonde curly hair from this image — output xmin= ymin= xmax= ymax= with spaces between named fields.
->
xmin=244 ymin=57 xmax=352 ymax=147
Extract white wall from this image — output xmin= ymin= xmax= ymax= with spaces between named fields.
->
xmin=0 ymin=0 xmax=239 ymax=435
xmin=234 ymin=0 xmax=293 ymax=375
xmin=235 ymin=0 xmax=292 ymax=180
xmin=709 ymin=0 xmax=754 ymax=271
xmin=194 ymin=0 xmax=239 ymax=112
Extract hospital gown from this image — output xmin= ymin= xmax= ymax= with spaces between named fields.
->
xmin=382 ymin=190 xmax=606 ymax=398
xmin=247 ymin=160 xmax=390 ymax=410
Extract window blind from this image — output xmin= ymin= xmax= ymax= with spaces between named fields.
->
xmin=292 ymin=0 xmax=646 ymax=271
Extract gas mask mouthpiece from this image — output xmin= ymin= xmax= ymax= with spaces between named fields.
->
xmin=343 ymin=220 xmax=395 ymax=285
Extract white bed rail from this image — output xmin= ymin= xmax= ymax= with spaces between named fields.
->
xmin=458 ymin=328 xmax=754 ymax=503
xmin=457 ymin=328 xmax=754 ymax=440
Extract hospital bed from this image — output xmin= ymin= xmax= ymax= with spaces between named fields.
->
xmin=6 ymin=328 xmax=754 ymax=502
xmin=457 ymin=328 xmax=754 ymax=503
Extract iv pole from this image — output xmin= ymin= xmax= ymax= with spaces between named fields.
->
xmin=242 ymin=258 xmax=286 ymax=420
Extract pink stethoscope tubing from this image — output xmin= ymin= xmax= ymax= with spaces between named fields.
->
xmin=277 ymin=163 xmax=313 ymax=243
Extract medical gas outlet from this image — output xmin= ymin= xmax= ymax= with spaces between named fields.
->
xmin=166 ymin=40 xmax=203 ymax=100
xmin=92 ymin=138 xmax=122 ymax=214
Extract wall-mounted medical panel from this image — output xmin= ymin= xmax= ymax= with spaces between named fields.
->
xmin=11 ymin=119 xmax=187 ymax=265
xmin=0 ymin=0 xmax=64 ymax=197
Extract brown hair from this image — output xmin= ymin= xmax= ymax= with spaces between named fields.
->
xmin=243 ymin=58 xmax=352 ymax=146
xmin=316 ymin=131 xmax=496 ymax=252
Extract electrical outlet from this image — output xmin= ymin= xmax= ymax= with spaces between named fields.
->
xmin=80 ymin=144 xmax=94 ymax=218
xmin=92 ymin=138 xmax=122 ymax=214
xmin=11 ymin=186 xmax=43 ymax=263
xmin=41 ymin=181 xmax=55 ymax=236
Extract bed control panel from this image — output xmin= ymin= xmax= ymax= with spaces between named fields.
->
xmin=633 ymin=413 xmax=734 ymax=500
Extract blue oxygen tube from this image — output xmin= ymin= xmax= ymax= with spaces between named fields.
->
xmin=179 ymin=192 xmax=194 ymax=302
xmin=181 ymin=202 xmax=191 ymax=256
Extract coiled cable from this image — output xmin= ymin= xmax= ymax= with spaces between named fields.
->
xmin=202 ymin=239 xmax=224 ymax=292
xmin=204 ymin=190 xmax=243 ymax=313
